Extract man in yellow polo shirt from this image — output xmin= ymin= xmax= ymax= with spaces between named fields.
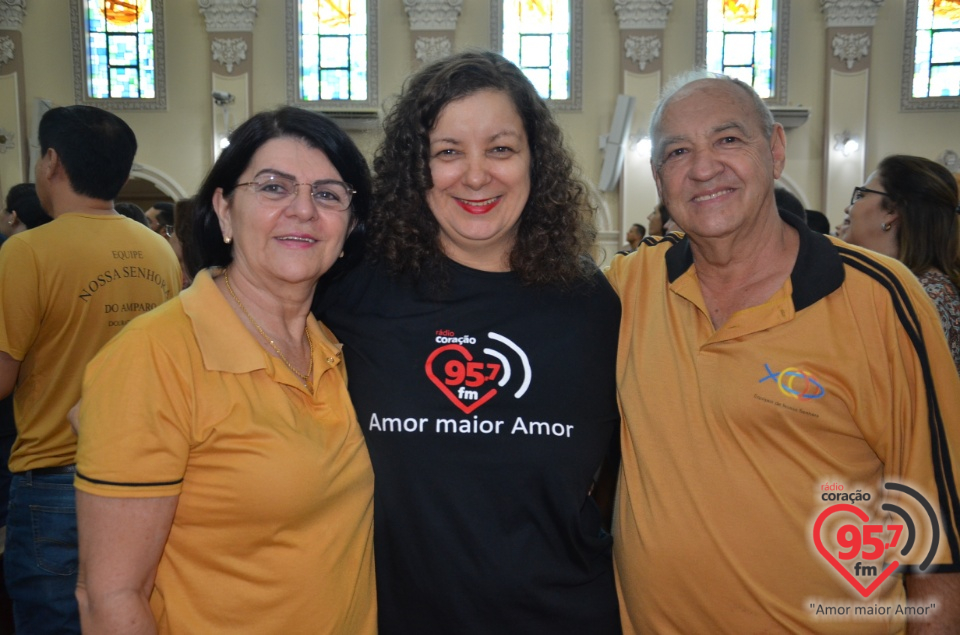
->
xmin=607 ymin=73 xmax=960 ymax=633
xmin=0 ymin=105 xmax=180 ymax=634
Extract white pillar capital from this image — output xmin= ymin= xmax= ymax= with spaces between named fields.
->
xmin=198 ymin=0 xmax=257 ymax=33
xmin=820 ymin=0 xmax=885 ymax=28
xmin=0 ymin=0 xmax=27 ymax=31
xmin=403 ymin=0 xmax=463 ymax=31
xmin=614 ymin=0 xmax=673 ymax=30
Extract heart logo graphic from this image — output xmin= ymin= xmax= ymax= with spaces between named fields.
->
xmin=425 ymin=344 xmax=498 ymax=414
xmin=813 ymin=504 xmax=900 ymax=598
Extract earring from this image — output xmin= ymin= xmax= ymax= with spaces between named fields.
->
xmin=339 ymin=251 xmax=345 ymax=259
xmin=224 ymin=236 xmax=232 ymax=244
xmin=881 ymin=222 xmax=892 ymax=232
xmin=6 ymin=220 xmax=13 ymax=226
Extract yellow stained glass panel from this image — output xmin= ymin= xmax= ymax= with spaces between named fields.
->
xmin=318 ymin=0 xmax=353 ymax=29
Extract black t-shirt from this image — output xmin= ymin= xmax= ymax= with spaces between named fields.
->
xmin=314 ymin=258 xmax=622 ymax=635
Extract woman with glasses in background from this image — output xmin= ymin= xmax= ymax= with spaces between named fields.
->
xmin=74 ymin=107 xmax=377 ymax=634
xmin=840 ymin=154 xmax=960 ymax=372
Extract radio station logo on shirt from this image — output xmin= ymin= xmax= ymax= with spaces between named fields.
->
xmin=426 ymin=330 xmax=531 ymax=414
xmin=808 ymin=481 xmax=941 ymax=620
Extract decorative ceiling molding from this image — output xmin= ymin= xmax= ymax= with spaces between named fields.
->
xmin=404 ymin=0 xmax=462 ymax=31
xmin=198 ymin=0 xmax=257 ymax=33
xmin=624 ymin=35 xmax=661 ymax=70
xmin=0 ymin=0 xmax=27 ymax=31
xmin=415 ymin=36 xmax=451 ymax=65
xmin=832 ymin=32 xmax=870 ymax=69
xmin=820 ymin=0 xmax=885 ymax=28
xmin=614 ymin=0 xmax=673 ymax=30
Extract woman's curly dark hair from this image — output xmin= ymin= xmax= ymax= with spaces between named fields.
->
xmin=368 ymin=50 xmax=596 ymax=287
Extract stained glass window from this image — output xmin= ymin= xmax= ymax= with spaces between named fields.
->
xmin=493 ymin=0 xmax=582 ymax=110
xmin=501 ymin=1 xmax=570 ymax=100
xmin=911 ymin=0 xmax=960 ymax=99
xmin=704 ymin=0 xmax=777 ymax=98
xmin=294 ymin=0 xmax=374 ymax=106
xmin=71 ymin=0 xmax=165 ymax=109
xmin=84 ymin=0 xmax=156 ymax=99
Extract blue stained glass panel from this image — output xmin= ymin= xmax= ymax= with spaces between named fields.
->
xmin=930 ymin=65 xmax=960 ymax=95
xmin=108 ymin=35 xmax=138 ymax=65
xmin=320 ymin=35 xmax=350 ymax=67
xmin=932 ymin=31 xmax=960 ymax=63
xmin=110 ymin=67 xmax=138 ymax=98
xmin=350 ymin=35 xmax=367 ymax=100
xmin=321 ymin=69 xmax=349 ymax=100
xmin=723 ymin=33 xmax=755 ymax=65
xmin=520 ymin=35 xmax=552 ymax=67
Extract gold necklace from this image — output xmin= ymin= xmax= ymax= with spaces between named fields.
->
xmin=223 ymin=270 xmax=314 ymax=389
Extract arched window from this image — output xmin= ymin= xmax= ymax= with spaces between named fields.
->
xmin=902 ymin=0 xmax=960 ymax=111
xmin=287 ymin=0 xmax=378 ymax=112
xmin=492 ymin=0 xmax=583 ymax=110
xmin=71 ymin=0 xmax=166 ymax=110
xmin=696 ymin=0 xmax=790 ymax=105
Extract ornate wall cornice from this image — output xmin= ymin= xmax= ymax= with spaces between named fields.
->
xmin=614 ymin=0 xmax=673 ymax=30
xmin=0 ymin=0 xmax=27 ymax=31
xmin=404 ymin=0 xmax=462 ymax=31
xmin=415 ymin=36 xmax=451 ymax=65
xmin=820 ymin=0 xmax=884 ymax=28
xmin=198 ymin=0 xmax=257 ymax=33
xmin=832 ymin=32 xmax=870 ymax=69
xmin=625 ymin=34 xmax=660 ymax=70
xmin=212 ymin=37 xmax=247 ymax=73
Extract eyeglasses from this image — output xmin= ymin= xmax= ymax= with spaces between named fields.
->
xmin=850 ymin=186 xmax=890 ymax=206
xmin=234 ymin=174 xmax=355 ymax=212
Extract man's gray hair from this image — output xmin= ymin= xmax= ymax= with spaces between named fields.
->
xmin=649 ymin=70 xmax=776 ymax=169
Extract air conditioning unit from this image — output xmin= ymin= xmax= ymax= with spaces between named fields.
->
xmin=322 ymin=110 xmax=380 ymax=131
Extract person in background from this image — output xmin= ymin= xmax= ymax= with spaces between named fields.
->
xmin=2 ymin=183 xmax=52 ymax=238
xmin=145 ymin=200 xmax=174 ymax=235
xmin=608 ymin=71 xmax=960 ymax=633
xmin=75 ymin=107 xmax=376 ymax=634
xmin=175 ymin=197 xmax=203 ymax=282
xmin=314 ymin=50 xmax=621 ymax=634
xmin=115 ymin=201 xmax=150 ymax=227
xmin=623 ymin=222 xmax=645 ymax=251
xmin=841 ymin=154 xmax=960 ymax=372
xmin=0 ymin=181 xmax=52 ymax=633
xmin=646 ymin=202 xmax=670 ymax=236
xmin=0 ymin=105 xmax=181 ymax=635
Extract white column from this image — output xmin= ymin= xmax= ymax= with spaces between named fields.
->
xmin=0 ymin=0 xmax=28 ymax=191
xmin=198 ymin=0 xmax=257 ymax=160
xmin=404 ymin=0 xmax=462 ymax=68
xmin=610 ymin=0 xmax=672 ymax=262
xmin=819 ymin=0 xmax=884 ymax=228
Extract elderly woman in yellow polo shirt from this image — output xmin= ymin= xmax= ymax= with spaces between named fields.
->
xmin=73 ymin=108 xmax=376 ymax=634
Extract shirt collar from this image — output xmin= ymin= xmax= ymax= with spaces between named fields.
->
xmin=664 ymin=208 xmax=845 ymax=311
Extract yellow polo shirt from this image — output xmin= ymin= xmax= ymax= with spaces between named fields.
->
xmin=76 ymin=269 xmax=376 ymax=634
xmin=606 ymin=216 xmax=960 ymax=634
